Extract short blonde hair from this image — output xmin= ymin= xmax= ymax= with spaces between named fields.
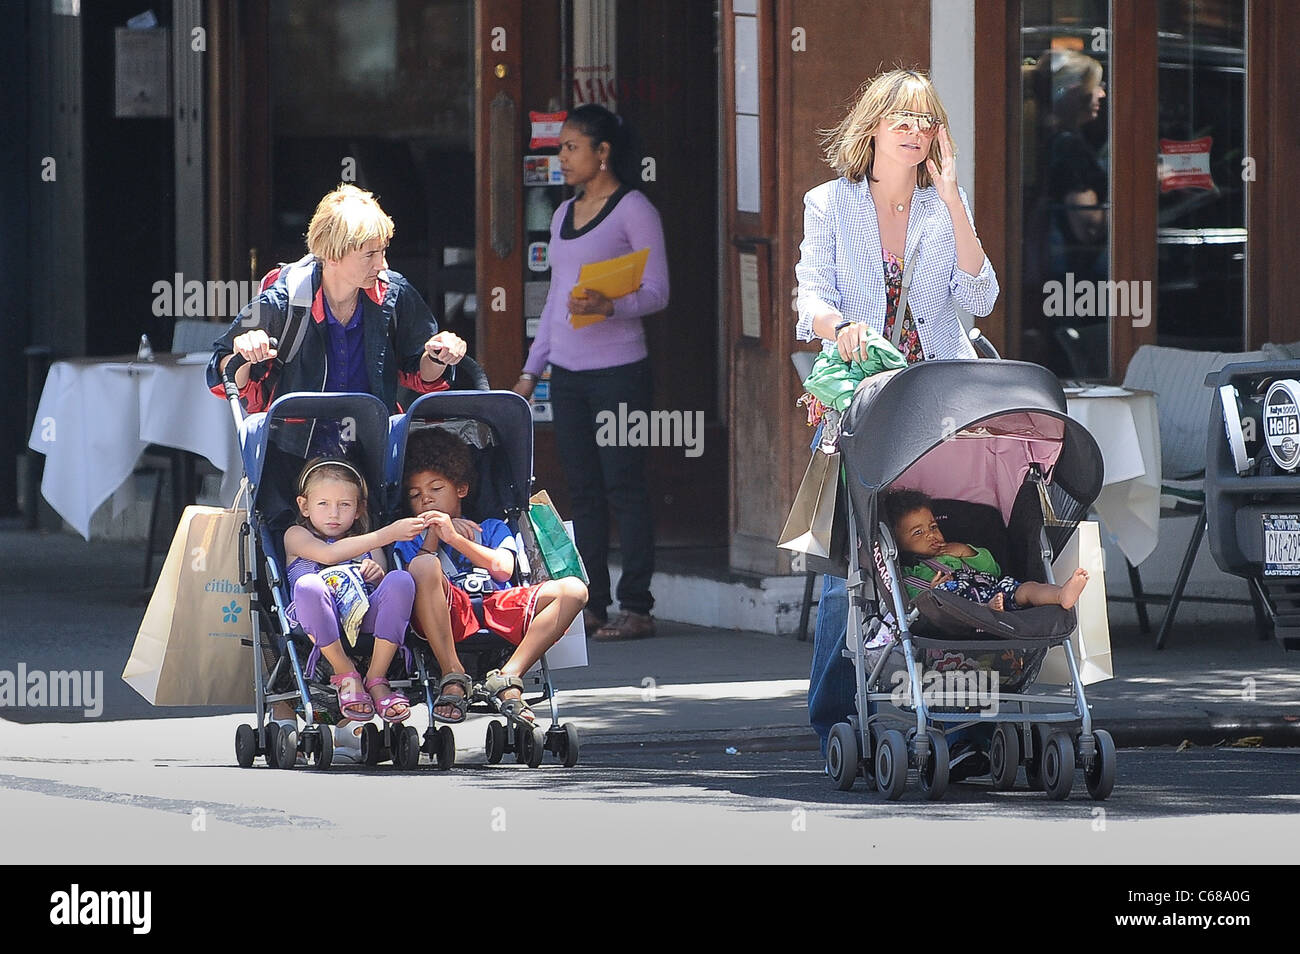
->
xmin=305 ymin=184 xmax=395 ymax=262
xmin=821 ymin=69 xmax=951 ymax=187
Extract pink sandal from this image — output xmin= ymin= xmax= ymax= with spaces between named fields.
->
xmin=364 ymin=676 xmax=410 ymax=724
xmin=330 ymin=670 xmax=374 ymax=721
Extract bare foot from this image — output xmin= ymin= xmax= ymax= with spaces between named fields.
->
xmin=1059 ymin=568 xmax=1090 ymax=610
xmin=987 ymin=592 xmax=1005 ymax=611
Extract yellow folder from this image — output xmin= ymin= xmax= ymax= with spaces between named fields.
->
xmin=568 ymin=247 xmax=650 ymax=328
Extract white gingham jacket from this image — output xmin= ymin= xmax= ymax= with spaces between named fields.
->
xmin=795 ymin=178 xmax=999 ymax=359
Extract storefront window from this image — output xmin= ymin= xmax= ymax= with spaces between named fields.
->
xmin=1156 ymin=0 xmax=1246 ymax=351
xmin=268 ymin=0 xmax=475 ymax=324
xmin=1019 ymin=0 xmax=1111 ymax=380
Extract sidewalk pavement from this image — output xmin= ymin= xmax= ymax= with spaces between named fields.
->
xmin=2 ymin=523 xmax=1298 ymax=757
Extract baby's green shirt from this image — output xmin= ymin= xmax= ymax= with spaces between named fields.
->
xmin=900 ymin=546 xmax=1001 ymax=598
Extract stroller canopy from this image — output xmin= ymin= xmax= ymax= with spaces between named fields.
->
xmin=389 ymin=390 xmax=535 ymax=519
xmin=839 ymin=360 xmax=1104 ymax=530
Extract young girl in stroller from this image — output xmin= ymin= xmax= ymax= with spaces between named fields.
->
xmin=283 ymin=458 xmax=426 ymax=726
xmin=883 ymin=488 xmax=1090 ymax=611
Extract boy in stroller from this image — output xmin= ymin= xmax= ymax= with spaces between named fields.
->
xmin=884 ymin=489 xmax=1089 ymax=611
xmin=397 ymin=427 xmax=588 ymax=724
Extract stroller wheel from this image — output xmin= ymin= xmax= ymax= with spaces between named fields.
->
xmin=1041 ymin=732 xmax=1075 ymax=800
xmin=435 ymin=725 xmax=456 ymax=771
xmin=484 ymin=720 xmax=506 ymax=764
xmin=264 ymin=722 xmax=281 ymax=768
xmin=827 ymin=723 xmax=859 ymax=791
xmin=1025 ymin=725 xmax=1050 ymax=791
xmin=235 ymin=724 xmax=257 ymax=768
xmin=394 ymin=725 xmax=421 ymax=770
xmin=310 ymin=724 xmax=333 ymax=770
xmin=875 ymin=729 xmax=908 ymax=801
xmin=990 ymin=725 xmax=1020 ymax=790
xmin=561 ymin=723 xmax=581 ymax=768
xmin=360 ymin=722 xmax=383 ymax=766
xmin=526 ymin=725 xmax=547 ymax=769
xmin=1085 ymin=729 xmax=1116 ymax=800
xmin=276 ymin=726 xmax=299 ymax=771
xmin=919 ymin=730 xmax=949 ymax=801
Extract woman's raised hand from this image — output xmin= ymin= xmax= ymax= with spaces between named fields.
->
xmin=232 ymin=329 xmax=278 ymax=363
xmin=424 ymin=331 xmax=467 ymax=365
xmin=925 ymin=126 xmax=961 ymax=208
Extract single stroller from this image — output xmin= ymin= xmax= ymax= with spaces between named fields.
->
xmin=388 ymin=390 xmax=582 ymax=769
xmin=219 ymin=354 xmax=479 ymax=771
xmin=824 ymin=359 xmax=1117 ymax=801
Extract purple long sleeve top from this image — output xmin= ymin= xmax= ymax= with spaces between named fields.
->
xmin=523 ymin=187 xmax=670 ymax=375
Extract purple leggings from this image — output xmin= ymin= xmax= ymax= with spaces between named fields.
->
xmin=292 ymin=570 xmax=415 ymax=677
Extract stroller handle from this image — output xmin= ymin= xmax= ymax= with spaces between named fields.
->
xmin=968 ymin=327 xmax=1001 ymax=360
xmin=219 ymin=336 xmax=280 ymax=430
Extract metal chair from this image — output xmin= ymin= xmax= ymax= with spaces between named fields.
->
xmin=1118 ymin=344 xmax=1268 ymax=648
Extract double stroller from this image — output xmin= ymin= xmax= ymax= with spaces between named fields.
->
xmin=219 ymin=356 xmax=580 ymax=771
xmin=823 ymin=358 xmax=1117 ymax=801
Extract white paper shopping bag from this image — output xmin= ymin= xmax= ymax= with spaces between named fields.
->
xmin=1038 ymin=521 xmax=1114 ymax=686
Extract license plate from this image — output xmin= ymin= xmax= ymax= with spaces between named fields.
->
xmin=1263 ymin=513 xmax=1300 ymax=576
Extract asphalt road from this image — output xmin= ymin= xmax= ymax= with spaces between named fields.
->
xmin=2 ymin=723 xmax=1297 ymax=864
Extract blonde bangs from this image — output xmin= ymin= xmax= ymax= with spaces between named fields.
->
xmin=306 ymin=184 xmax=396 ymax=262
xmin=822 ymin=69 xmax=952 ymax=188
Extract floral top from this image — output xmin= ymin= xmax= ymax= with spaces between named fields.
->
xmin=880 ymin=248 xmax=924 ymax=364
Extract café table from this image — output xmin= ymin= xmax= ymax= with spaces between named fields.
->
xmin=1064 ymin=385 xmax=1162 ymax=565
xmin=27 ymin=352 xmax=241 ymax=541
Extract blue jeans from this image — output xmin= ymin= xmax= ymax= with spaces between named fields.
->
xmin=808 ymin=574 xmax=855 ymax=756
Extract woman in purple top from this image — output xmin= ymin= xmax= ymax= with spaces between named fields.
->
xmin=513 ymin=105 xmax=670 ymax=641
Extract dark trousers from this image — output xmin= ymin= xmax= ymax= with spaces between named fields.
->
xmin=549 ymin=358 xmax=654 ymax=616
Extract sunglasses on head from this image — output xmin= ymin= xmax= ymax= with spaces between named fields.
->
xmin=884 ymin=110 xmax=942 ymax=134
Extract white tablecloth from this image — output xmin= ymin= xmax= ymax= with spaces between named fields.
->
xmin=28 ymin=353 xmax=242 ymax=539
xmin=1066 ymin=387 xmax=1162 ymax=565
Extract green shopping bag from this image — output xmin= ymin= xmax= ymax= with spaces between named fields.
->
xmin=802 ymin=327 xmax=907 ymax=412
xmin=528 ymin=490 xmax=589 ymax=584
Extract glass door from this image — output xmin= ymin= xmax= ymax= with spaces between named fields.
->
xmin=1019 ymin=0 xmax=1112 ymax=380
xmin=267 ymin=0 xmax=477 ymax=343
xmin=1155 ymin=0 xmax=1246 ymax=352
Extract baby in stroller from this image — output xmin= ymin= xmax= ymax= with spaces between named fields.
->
xmin=283 ymin=457 xmax=426 ymax=733
xmin=396 ymin=427 xmax=588 ymax=724
xmin=884 ymin=488 xmax=1089 ymax=611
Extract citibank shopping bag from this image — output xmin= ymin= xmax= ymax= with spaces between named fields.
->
xmin=122 ymin=493 xmax=254 ymax=705
xmin=1038 ymin=520 xmax=1113 ymax=685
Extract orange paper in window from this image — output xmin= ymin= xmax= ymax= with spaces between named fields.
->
xmin=568 ymin=247 xmax=650 ymax=328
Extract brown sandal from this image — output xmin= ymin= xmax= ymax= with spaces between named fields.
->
xmin=592 ymin=611 xmax=656 ymax=641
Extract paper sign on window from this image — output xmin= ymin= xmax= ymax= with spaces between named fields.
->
xmin=1159 ymin=137 xmax=1214 ymax=192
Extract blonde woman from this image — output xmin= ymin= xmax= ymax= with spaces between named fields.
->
xmin=794 ymin=69 xmax=999 ymax=765
xmin=210 ymin=183 xmax=466 ymax=417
